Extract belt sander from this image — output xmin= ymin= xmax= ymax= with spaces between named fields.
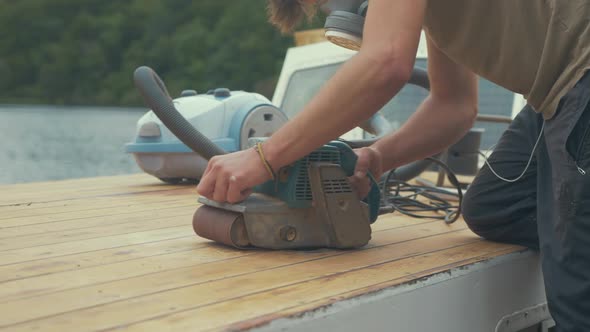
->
xmin=133 ymin=66 xmax=432 ymax=249
xmin=194 ymin=139 xmax=381 ymax=249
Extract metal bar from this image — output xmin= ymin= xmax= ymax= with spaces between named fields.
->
xmin=476 ymin=114 xmax=513 ymax=124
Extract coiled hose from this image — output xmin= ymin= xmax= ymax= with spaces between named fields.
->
xmin=133 ymin=66 xmax=226 ymax=160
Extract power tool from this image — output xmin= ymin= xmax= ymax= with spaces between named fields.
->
xmin=133 ymin=66 xmax=431 ymax=249
xmin=194 ymin=138 xmax=382 ymax=249
xmin=124 ymin=81 xmax=288 ymax=184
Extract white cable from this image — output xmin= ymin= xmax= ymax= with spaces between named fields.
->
xmin=478 ymin=121 xmax=545 ymax=183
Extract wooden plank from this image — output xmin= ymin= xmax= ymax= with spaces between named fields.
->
xmin=0 ymin=214 xmax=193 ymax=251
xmin=0 ymin=173 xmax=524 ymax=332
xmin=6 ymin=176 xmax=169 ymax=194
xmin=0 ymin=195 xmax=169 ymax=216
xmin=0 ymin=205 xmax=423 ymax=254
xmin=0 ymin=191 xmax=195 ymax=220
xmin=0 ymin=178 xmax=186 ymax=206
xmin=0 ymin=200 xmax=198 ymax=228
xmin=0 ymin=244 xmax=251 ymax=303
xmin=0 ymin=216 xmax=430 ymax=283
xmin=0 ymin=204 xmax=197 ymax=237
xmin=0 ymin=185 xmax=190 ymax=207
xmin=0 ymin=228 xmax=475 ymax=330
xmin=0 ymin=236 xmax=195 ymax=283
xmin=0 ymin=174 xmax=152 ymax=193
xmin=171 ymin=246 xmax=520 ymax=332
xmin=0 ymin=187 xmax=184 ymax=213
xmin=0 ymin=226 xmax=192 ymax=266
xmin=251 ymin=247 xmax=520 ymax=332
xmin=0 ymin=219 xmax=451 ymax=302
xmin=0 ymin=175 xmax=156 ymax=199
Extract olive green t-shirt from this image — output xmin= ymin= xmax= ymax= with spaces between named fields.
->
xmin=423 ymin=0 xmax=590 ymax=119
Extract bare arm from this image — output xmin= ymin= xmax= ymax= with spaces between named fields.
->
xmin=372 ymin=36 xmax=479 ymax=170
xmin=196 ymin=1 xmax=473 ymax=204
xmin=263 ymin=0 xmax=427 ymax=170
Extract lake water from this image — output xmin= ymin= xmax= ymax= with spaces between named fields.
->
xmin=0 ymin=105 xmax=145 ymax=185
xmin=0 ymin=104 xmax=510 ymax=185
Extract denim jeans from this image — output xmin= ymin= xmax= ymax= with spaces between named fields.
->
xmin=462 ymin=73 xmax=590 ymax=332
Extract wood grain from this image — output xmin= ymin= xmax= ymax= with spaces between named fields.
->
xmin=0 ymin=174 xmax=522 ymax=331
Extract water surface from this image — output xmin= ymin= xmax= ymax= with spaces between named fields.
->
xmin=0 ymin=105 xmax=144 ymax=185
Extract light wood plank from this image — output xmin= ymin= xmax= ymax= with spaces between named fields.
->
xmin=248 ymin=248 xmax=519 ymax=332
xmin=0 ymin=187 xmax=183 ymax=213
xmin=0 ymin=192 xmax=195 ymax=220
xmin=0 ymin=174 xmax=153 ymax=194
xmin=0 ymin=226 xmax=192 ymax=266
xmin=0 ymin=236 xmax=195 ymax=283
xmin=0 ymin=219 xmax=452 ymax=302
xmin=0 ymin=186 xmax=189 ymax=207
xmin=0 ymin=202 xmax=195 ymax=236
xmin=0 ymin=215 xmax=192 ymax=251
xmin=0 ymin=215 xmax=430 ymax=283
xmin=0 ymin=244 xmax=250 ymax=303
xmin=0 ymin=203 xmax=438 ymax=251
xmin=0 ymin=179 xmax=187 ymax=206
xmin=0 ymin=174 xmax=523 ymax=332
xmin=0 ymin=229 xmax=475 ymax=330
xmin=170 ymin=246 xmax=520 ymax=332
xmin=0 ymin=204 xmax=197 ymax=242
xmin=0 ymin=175 xmax=157 ymax=200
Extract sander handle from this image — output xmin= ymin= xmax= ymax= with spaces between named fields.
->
xmin=327 ymin=140 xmax=381 ymax=223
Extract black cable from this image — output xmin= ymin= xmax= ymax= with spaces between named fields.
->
xmin=379 ymin=157 xmax=463 ymax=224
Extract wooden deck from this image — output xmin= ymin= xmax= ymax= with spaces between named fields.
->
xmin=0 ymin=174 xmax=524 ymax=331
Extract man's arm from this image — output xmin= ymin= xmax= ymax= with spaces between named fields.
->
xmin=262 ymin=0 xmax=426 ymax=170
xmin=372 ymin=36 xmax=478 ymax=170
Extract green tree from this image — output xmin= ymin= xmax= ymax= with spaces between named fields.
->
xmin=0 ymin=0 xmax=321 ymax=106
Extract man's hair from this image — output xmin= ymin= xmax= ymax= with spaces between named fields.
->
xmin=267 ymin=0 xmax=319 ymax=33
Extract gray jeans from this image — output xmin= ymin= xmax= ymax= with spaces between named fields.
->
xmin=463 ymin=73 xmax=590 ymax=332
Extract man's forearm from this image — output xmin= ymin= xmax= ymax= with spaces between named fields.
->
xmin=373 ymin=95 xmax=477 ymax=170
xmin=263 ymin=52 xmax=411 ymax=170
xmin=260 ymin=0 xmax=426 ymax=171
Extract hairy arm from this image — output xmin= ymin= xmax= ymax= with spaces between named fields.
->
xmin=372 ymin=36 xmax=479 ymax=170
xmin=263 ymin=0 xmax=426 ymax=170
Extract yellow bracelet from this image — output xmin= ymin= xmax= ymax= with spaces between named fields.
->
xmin=254 ymin=142 xmax=276 ymax=181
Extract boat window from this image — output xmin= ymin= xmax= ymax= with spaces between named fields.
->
xmin=280 ymin=59 xmax=515 ymax=148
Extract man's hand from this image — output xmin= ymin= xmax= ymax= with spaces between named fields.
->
xmin=349 ymin=146 xmax=383 ymax=199
xmin=196 ymin=148 xmax=272 ymax=204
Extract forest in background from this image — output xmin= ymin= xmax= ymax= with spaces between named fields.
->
xmin=0 ymin=0 xmax=323 ymax=106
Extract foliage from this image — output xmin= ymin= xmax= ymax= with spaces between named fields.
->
xmin=0 ymin=0 xmax=321 ymax=106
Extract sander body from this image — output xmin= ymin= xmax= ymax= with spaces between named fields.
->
xmin=194 ymin=140 xmax=381 ymax=249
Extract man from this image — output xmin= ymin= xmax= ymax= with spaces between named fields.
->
xmin=197 ymin=1 xmax=590 ymax=330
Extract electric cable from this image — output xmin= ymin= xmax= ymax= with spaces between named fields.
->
xmin=375 ymin=118 xmax=545 ymax=223
xmin=477 ymin=121 xmax=545 ymax=183
xmin=379 ymin=157 xmax=463 ymax=224
xmin=377 ymin=120 xmax=544 ymax=222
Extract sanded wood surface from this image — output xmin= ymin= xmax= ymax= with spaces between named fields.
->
xmin=0 ymin=174 xmax=524 ymax=331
